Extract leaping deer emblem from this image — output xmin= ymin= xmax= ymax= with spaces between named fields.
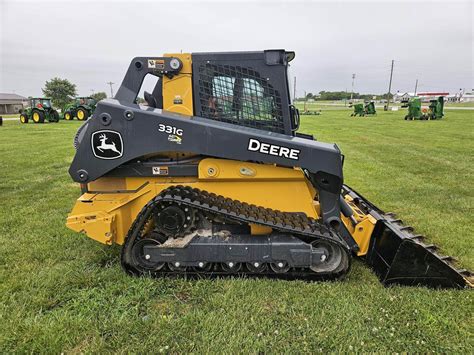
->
xmin=97 ymin=133 xmax=121 ymax=154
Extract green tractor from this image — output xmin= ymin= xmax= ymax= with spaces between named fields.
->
xmin=19 ymin=98 xmax=60 ymax=124
xmin=63 ymin=97 xmax=97 ymax=121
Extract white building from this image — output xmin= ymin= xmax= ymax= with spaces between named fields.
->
xmin=393 ymin=92 xmax=415 ymax=102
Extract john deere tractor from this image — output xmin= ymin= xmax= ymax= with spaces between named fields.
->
xmin=19 ymin=98 xmax=60 ymax=124
xmin=63 ymin=97 xmax=97 ymax=121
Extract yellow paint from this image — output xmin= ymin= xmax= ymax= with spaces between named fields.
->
xmin=20 ymin=115 xmax=26 ymax=123
xmin=67 ymin=158 xmax=318 ymax=245
xmin=67 ymin=157 xmax=378 ymax=253
xmin=33 ymin=112 xmax=40 ymax=123
xmin=77 ymin=110 xmax=85 ymax=120
xmin=162 ymin=53 xmax=193 ymax=116
xmin=341 ymin=195 xmax=377 ymax=256
xmin=65 ymin=112 xmax=71 ymax=120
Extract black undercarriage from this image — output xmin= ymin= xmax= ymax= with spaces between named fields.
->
xmin=121 ymin=186 xmax=351 ymax=280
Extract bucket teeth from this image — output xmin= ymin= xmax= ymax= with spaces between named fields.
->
xmin=457 ymin=269 xmax=471 ymax=276
xmin=410 ymin=234 xmax=426 ymax=242
xmin=343 ymin=184 xmax=472 ymax=288
xmin=423 ymin=244 xmax=438 ymax=251
xmin=440 ymin=255 xmax=455 ymax=262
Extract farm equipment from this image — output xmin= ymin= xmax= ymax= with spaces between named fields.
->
xmin=402 ymin=96 xmax=444 ymax=120
xmin=350 ymin=102 xmax=376 ymax=117
xmin=19 ymin=98 xmax=59 ymax=124
xmin=402 ymin=97 xmax=422 ymax=120
xmin=302 ymin=109 xmax=321 ymax=115
xmin=66 ymin=50 xmax=472 ymax=289
xmin=364 ymin=101 xmax=376 ymax=115
xmin=350 ymin=103 xmax=365 ymax=116
xmin=63 ymin=97 xmax=97 ymax=121
xmin=425 ymin=96 xmax=444 ymax=120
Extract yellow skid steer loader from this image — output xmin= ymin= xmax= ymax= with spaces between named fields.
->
xmin=66 ymin=50 xmax=472 ymax=288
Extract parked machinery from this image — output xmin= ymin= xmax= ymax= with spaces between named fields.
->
xmin=19 ymin=98 xmax=60 ymax=124
xmin=364 ymin=101 xmax=376 ymax=115
xmin=66 ymin=50 xmax=471 ymax=288
xmin=402 ymin=96 xmax=444 ymax=120
xmin=64 ymin=97 xmax=97 ymax=121
xmin=350 ymin=101 xmax=375 ymax=117
xmin=425 ymin=96 xmax=444 ymax=120
xmin=350 ymin=103 xmax=365 ymax=117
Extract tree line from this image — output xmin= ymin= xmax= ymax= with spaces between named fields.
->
xmin=297 ymin=91 xmax=393 ymax=101
xmin=40 ymin=77 xmax=107 ymax=109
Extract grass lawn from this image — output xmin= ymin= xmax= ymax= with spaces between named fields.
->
xmin=0 ymin=110 xmax=473 ymax=353
xmin=445 ymin=101 xmax=474 ymax=107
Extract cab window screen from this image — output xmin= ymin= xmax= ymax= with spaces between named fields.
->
xmin=198 ymin=63 xmax=284 ymax=133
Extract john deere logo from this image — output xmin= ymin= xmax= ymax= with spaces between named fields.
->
xmin=91 ymin=130 xmax=123 ymax=159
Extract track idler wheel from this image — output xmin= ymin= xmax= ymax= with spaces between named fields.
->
xmin=310 ymin=241 xmax=349 ymax=274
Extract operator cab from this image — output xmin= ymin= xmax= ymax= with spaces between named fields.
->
xmin=140 ymin=50 xmax=300 ymax=136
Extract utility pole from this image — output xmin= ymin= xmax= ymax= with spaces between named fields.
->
xmin=293 ymin=76 xmax=297 ymax=101
xmin=350 ymin=74 xmax=355 ymax=101
xmin=304 ymin=91 xmax=307 ymax=112
xmin=386 ymin=60 xmax=394 ymax=110
xmin=414 ymin=79 xmax=418 ymax=95
xmin=107 ymin=82 xmax=115 ymax=98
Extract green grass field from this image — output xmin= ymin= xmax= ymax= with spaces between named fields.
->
xmin=0 ymin=110 xmax=473 ymax=353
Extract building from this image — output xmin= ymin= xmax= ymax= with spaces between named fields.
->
xmin=393 ymin=92 xmax=415 ymax=102
xmin=417 ymin=92 xmax=449 ymax=102
xmin=460 ymin=92 xmax=474 ymax=102
xmin=0 ymin=93 xmax=28 ymax=114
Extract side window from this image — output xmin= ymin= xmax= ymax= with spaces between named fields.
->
xmin=197 ymin=64 xmax=284 ymax=133
xmin=242 ymin=78 xmax=275 ymax=120
xmin=211 ymin=76 xmax=235 ymax=117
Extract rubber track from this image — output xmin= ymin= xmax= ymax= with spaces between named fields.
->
xmin=121 ymin=185 xmax=351 ymax=281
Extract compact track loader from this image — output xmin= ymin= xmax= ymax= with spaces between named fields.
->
xmin=67 ymin=50 xmax=472 ymax=288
